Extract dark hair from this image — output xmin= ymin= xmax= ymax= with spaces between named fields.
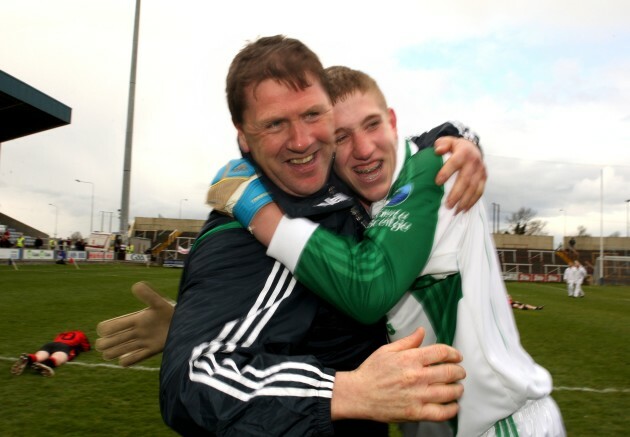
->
xmin=226 ymin=35 xmax=328 ymax=126
xmin=324 ymin=65 xmax=387 ymax=109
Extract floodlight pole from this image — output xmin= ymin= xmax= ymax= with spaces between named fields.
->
xmin=497 ymin=204 xmax=500 ymax=233
xmin=491 ymin=203 xmax=500 ymax=234
xmin=599 ymin=168 xmax=604 ymax=285
xmin=75 ymin=179 xmax=94 ymax=234
xmin=120 ymin=0 xmax=141 ymax=241
xmin=179 ymin=198 xmax=188 ymax=219
xmin=626 ymin=199 xmax=629 ymax=238
xmin=559 ymin=209 xmax=566 ymax=245
xmin=49 ymin=203 xmax=58 ymax=238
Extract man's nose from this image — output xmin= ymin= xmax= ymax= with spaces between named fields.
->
xmin=352 ymin=133 xmax=374 ymax=160
xmin=287 ymin=122 xmax=311 ymax=152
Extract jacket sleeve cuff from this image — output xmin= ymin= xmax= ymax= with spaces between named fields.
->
xmin=267 ymin=216 xmax=319 ymax=273
xmin=315 ymin=371 xmax=336 ymax=436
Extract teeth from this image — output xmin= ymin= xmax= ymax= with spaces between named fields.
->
xmin=362 ymin=172 xmax=379 ymax=182
xmin=290 ymin=155 xmax=314 ymax=164
xmin=355 ymin=161 xmax=381 ymax=174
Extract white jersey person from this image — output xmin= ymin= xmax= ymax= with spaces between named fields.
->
xmin=573 ymin=261 xmax=587 ymax=297
xmin=222 ymin=66 xmax=565 ymax=436
xmin=563 ymin=263 xmax=578 ymax=297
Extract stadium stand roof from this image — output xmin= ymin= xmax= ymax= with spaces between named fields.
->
xmin=0 ymin=212 xmax=48 ymax=239
xmin=0 ymin=70 xmax=72 ymax=142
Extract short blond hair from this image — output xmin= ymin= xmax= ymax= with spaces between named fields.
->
xmin=324 ymin=66 xmax=388 ymax=110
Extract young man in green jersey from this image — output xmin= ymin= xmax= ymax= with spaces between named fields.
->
xmin=220 ymin=66 xmax=565 ymax=436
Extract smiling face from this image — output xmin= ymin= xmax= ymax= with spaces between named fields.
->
xmin=332 ymin=90 xmax=398 ymax=207
xmin=236 ymin=75 xmax=335 ymax=197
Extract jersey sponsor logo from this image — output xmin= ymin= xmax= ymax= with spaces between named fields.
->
xmin=386 ymin=184 xmax=412 ymax=207
xmin=315 ymin=192 xmax=351 ymax=207
xmin=370 ymin=184 xmax=413 ymax=232
xmin=369 ymin=209 xmax=412 ymax=232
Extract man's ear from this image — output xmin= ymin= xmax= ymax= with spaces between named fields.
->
xmin=388 ymin=108 xmax=398 ymax=133
xmin=236 ymin=128 xmax=250 ymax=153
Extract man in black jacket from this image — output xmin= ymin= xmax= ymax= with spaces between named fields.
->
xmin=159 ymin=35 xmax=482 ymax=435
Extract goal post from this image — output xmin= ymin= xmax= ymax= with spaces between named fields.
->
xmin=593 ymin=256 xmax=630 ymax=285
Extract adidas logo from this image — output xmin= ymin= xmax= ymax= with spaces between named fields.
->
xmin=315 ymin=193 xmax=350 ymax=207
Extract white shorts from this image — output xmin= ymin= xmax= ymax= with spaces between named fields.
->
xmin=481 ymin=396 xmax=566 ymax=437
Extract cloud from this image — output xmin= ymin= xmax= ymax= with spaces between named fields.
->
xmin=1 ymin=0 xmax=629 ymax=244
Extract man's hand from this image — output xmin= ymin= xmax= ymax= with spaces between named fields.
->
xmin=95 ymin=282 xmax=174 ymax=367
xmin=207 ymin=158 xmax=273 ymax=228
xmin=331 ymin=328 xmax=465 ymax=423
xmin=434 ymin=136 xmax=486 ymax=213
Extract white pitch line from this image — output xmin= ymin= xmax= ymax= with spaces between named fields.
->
xmin=554 ymin=386 xmax=630 ymax=394
xmin=2 ymin=356 xmax=629 ymax=392
xmin=0 ymin=356 xmax=159 ymax=372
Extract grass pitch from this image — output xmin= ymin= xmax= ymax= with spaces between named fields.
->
xmin=1 ymin=263 xmax=628 ymax=436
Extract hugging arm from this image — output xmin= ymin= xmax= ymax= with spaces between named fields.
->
xmin=209 ymin=124 xmax=484 ymax=323
xmin=269 ymin=149 xmax=447 ymax=323
xmin=159 ymin=219 xmax=464 ymax=434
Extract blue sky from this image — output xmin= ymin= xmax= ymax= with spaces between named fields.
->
xmin=0 ymin=0 xmax=629 ymax=243
xmin=397 ymin=32 xmax=630 ymax=118
xmin=400 ymin=38 xmax=586 ymax=98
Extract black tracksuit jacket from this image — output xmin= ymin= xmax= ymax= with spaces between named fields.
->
xmin=160 ymin=171 xmax=389 ymax=436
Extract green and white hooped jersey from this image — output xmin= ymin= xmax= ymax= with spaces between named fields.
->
xmin=267 ymin=143 xmax=554 ymax=436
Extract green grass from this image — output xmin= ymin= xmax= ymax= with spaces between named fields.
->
xmin=1 ymin=263 xmax=180 ymax=436
xmin=1 ymin=264 xmax=628 ymax=435
xmin=504 ymin=282 xmax=629 ymax=436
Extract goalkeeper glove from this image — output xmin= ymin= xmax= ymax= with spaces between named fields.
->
xmin=207 ymin=158 xmax=273 ymax=228
xmin=95 ymin=282 xmax=174 ymax=367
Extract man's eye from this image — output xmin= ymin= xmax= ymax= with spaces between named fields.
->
xmin=265 ymin=120 xmax=283 ymax=130
xmin=366 ymin=120 xmax=381 ymax=131
xmin=335 ymin=134 xmax=349 ymax=145
xmin=304 ymin=111 xmax=320 ymax=121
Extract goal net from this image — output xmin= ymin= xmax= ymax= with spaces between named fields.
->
xmin=592 ymin=256 xmax=630 ymax=285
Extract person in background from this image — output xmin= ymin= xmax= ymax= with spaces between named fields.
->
xmin=15 ymin=234 xmax=25 ymax=257
xmin=508 ymin=295 xmax=544 ymax=311
xmin=563 ymin=262 xmax=577 ymax=297
xmin=0 ymin=233 xmax=11 ymax=248
xmin=573 ymin=261 xmax=587 ymax=297
xmin=11 ymin=330 xmax=91 ymax=377
xmin=2 ymin=233 xmax=14 ymax=265
xmin=75 ymin=239 xmax=86 ymax=251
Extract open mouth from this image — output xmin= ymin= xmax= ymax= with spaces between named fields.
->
xmin=289 ymin=154 xmax=315 ymax=165
xmin=355 ymin=161 xmax=382 ymax=174
xmin=354 ymin=161 xmax=383 ymax=182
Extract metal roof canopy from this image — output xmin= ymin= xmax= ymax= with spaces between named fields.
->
xmin=0 ymin=70 xmax=72 ymax=142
